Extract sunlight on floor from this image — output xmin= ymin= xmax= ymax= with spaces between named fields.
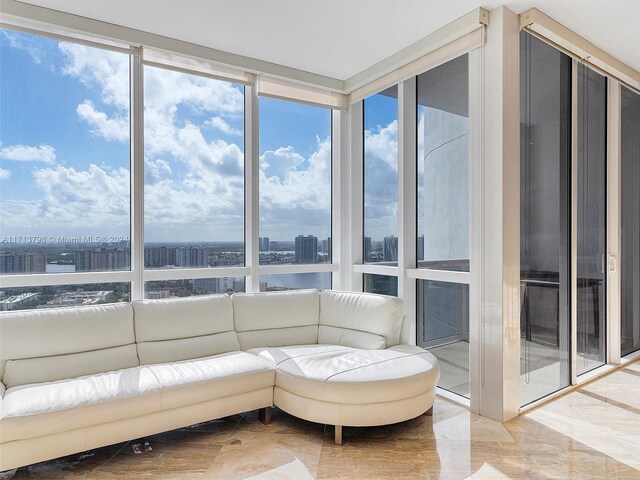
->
xmin=466 ymin=463 xmax=514 ymax=480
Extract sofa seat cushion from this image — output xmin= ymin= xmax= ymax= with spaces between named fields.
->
xmin=1 ymin=366 xmax=161 ymax=442
xmin=144 ymin=351 xmax=275 ymax=410
xmin=1 ymin=352 xmax=275 ymax=443
xmin=248 ymin=344 xmax=440 ymax=405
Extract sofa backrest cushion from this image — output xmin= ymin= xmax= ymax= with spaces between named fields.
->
xmin=232 ymin=290 xmax=319 ymax=350
xmin=0 ymin=303 xmax=138 ymax=389
xmin=319 ymin=290 xmax=404 ymax=348
xmin=133 ymin=294 xmax=239 ymax=365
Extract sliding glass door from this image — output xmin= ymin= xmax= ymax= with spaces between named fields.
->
xmin=621 ymin=86 xmax=640 ymax=357
xmin=576 ymin=64 xmax=607 ymax=374
xmin=521 ymin=32 xmax=610 ymax=404
xmin=520 ymin=32 xmax=572 ymax=405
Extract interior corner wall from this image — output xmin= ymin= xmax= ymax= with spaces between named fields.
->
xmin=476 ymin=5 xmax=521 ymax=422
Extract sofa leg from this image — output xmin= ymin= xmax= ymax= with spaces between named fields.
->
xmin=131 ymin=438 xmax=152 ymax=454
xmin=334 ymin=425 xmax=343 ymax=445
xmin=426 ymin=406 xmax=434 ymax=416
xmin=258 ymin=406 xmax=272 ymax=425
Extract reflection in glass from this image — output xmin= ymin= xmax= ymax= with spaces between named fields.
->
xmin=144 ymin=277 xmax=244 ymax=298
xmin=0 ymin=283 xmax=130 ymax=311
xmin=259 ymin=98 xmax=331 ymax=266
xmin=415 ymin=54 xmax=471 ymax=399
xmin=417 ymin=54 xmax=469 ymax=272
xmin=363 ymin=274 xmax=398 ymax=297
xmin=143 ymin=65 xmax=245 ymax=268
xmin=621 ymin=86 xmax=640 ymax=356
xmin=364 ymin=86 xmax=398 ymax=264
xmin=576 ymin=64 xmax=607 ymax=374
xmin=520 ymin=32 xmax=571 ymax=405
xmin=260 ymin=273 xmax=331 ymax=292
xmin=418 ymin=280 xmax=469 ymax=397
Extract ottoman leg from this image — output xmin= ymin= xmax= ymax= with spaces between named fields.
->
xmin=259 ymin=407 xmax=272 ymax=425
xmin=334 ymin=425 xmax=343 ymax=445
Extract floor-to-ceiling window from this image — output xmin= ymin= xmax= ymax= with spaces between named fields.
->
xmin=362 ymin=86 xmax=399 ymax=296
xmin=621 ymin=86 xmax=640 ymax=356
xmin=416 ymin=54 xmax=471 ymax=398
xmin=576 ymin=64 xmax=607 ymax=374
xmin=520 ymin=32 xmax=572 ymax=405
xmin=363 ymin=86 xmax=398 ymax=266
xmin=0 ymin=30 xmax=132 ymax=308
xmin=0 ymin=27 xmax=337 ymax=309
xmin=143 ymin=64 xmax=246 ymax=298
xmin=258 ymin=97 xmax=332 ymax=291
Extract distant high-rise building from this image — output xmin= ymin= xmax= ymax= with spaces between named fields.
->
xmin=364 ymin=237 xmax=372 ymax=262
xmin=383 ymin=236 xmax=398 ymax=262
xmin=145 ymin=246 xmax=177 ymax=268
xmin=417 ymin=235 xmax=425 ymax=261
xmin=320 ymin=237 xmax=332 ymax=261
xmin=176 ymin=247 xmax=209 ymax=268
xmin=295 ymin=235 xmax=318 ymax=263
xmin=75 ymin=249 xmax=129 ymax=271
xmin=0 ymin=251 xmax=47 ymax=274
xmin=269 ymin=241 xmax=279 ymax=251
xmin=259 ymin=237 xmax=270 ymax=252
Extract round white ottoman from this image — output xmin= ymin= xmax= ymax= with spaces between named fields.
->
xmin=249 ymin=344 xmax=440 ymax=444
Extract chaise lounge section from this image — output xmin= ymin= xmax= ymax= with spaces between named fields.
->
xmin=0 ymin=289 xmax=439 ymax=471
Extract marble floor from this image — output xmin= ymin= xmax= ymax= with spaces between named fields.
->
xmin=3 ymin=360 xmax=640 ymax=480
xmin=430 ymin=341 xmax=470 ymax=397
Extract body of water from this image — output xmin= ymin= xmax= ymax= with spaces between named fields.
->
xmin=46 ymin=264 xmax=76 ymax=273
xmin=261 ymin=272 xmax=331 ymax=290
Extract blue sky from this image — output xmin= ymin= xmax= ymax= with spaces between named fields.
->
xmin=0 ymin=30 xmax=340 ymax=243
xmin=0 ymin=33 xmax=129 ymax=204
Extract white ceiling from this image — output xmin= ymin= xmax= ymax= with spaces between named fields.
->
xmin=17 ymin=0 xmax=640 ymax=80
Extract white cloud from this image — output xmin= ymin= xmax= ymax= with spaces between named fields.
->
xmin=205 ymin=116 xmax=243 ymax=136
xmin=59 ymin=42 xmax=130 ymax=109
xmin=260 ymin=146 xmax=305 ymax=180
xmin=145 ymin=158 xmax=172 ymax=182
xmin=144 ymin=67 xmax=244 ymax=119
xmin=176 ymin=123 xmax=244 ymax=177
xmin=364 ymin=120 xmax=398 ymax=170
xmin=2 ymin=30 xmax=43 ymax=64
xmin=33 ymin=164 xmax=130 ymax=224
xmin=77 ymin=100 xmax=129 ymax=141
xmin=0 ymin=144 xmax=56 ymax=164
xmin=0 ymin=168 xmax=11 ymax=180
xmin=0 ymin=163 xmax=130 ymax=233
xmin=362 ymin=119 xmax=400 ymax=237
xmin=259 ymin=136 xmax=332 ymax=237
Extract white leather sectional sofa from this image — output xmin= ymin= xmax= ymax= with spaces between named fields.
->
xmin=0 ymin=289 xmax=440 ymax=471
